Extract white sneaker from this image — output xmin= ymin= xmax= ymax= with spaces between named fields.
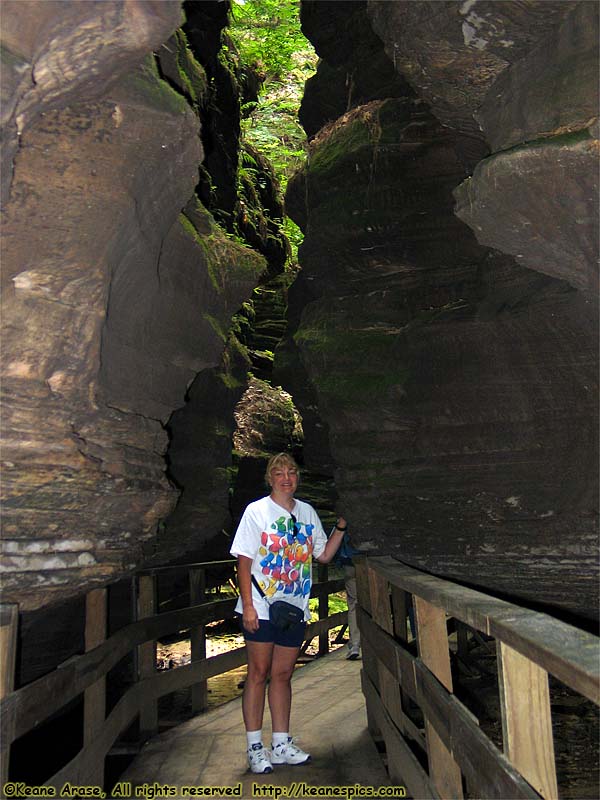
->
xmin=346 ymin=645 xmax=360 ymax=661
xmin=271 ymin=737 xmax=310 ymax=765
xmin=247 ymin=743 xmax=273 ymax=773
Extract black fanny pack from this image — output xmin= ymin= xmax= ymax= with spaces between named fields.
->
xmin=252 ymin=576 xmax=304 ymax=630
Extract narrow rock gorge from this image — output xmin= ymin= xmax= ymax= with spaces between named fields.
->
xmin=1 ymin=0 xmax=598 ymax=687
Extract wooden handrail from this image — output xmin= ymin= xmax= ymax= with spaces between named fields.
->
xmin=136 ymin=559 xmax=236 ymax=576
xmin=356 ymin=556 xmax=600 ymax=800
xmin=0 ymin=597 xmax=238 ymax=744
xmin=43 ymin=614 xmax=345 ymax=790
xmin=44 ymin=647 xmax=250 ymax=788
xmin=0 ymin=562 xmax=348 ymax=789
xmin=0 ymin=604 xmax=18 ymax=787
xmin=367 ymin=556 xmax=599 ymax=704
xmin=358 ymin=606 xmax=539 ymax=799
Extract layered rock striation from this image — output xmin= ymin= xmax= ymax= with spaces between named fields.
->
xmin=1 ymin=0 xmax=598 ymax=630
xmin=152 ymin=2 xmax=291 ymax=567
xmin=368 ymin=0 xmax=599 ymax=293
xmin=0 ymin=1 xmax=282 ymax=610
xmin=282 ymin=0 xmax=599 ymax=621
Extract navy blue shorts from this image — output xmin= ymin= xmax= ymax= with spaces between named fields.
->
xmin=238 ymin=615 xmax=306 ymax=648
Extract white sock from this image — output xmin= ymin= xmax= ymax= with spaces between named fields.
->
xmin=247 ymin=730 xmax=263 ymax=748
xmin=272 ymin=731 xmax=289 ymax=747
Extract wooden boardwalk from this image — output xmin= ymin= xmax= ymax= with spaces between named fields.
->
xmin=118 ymin=648 xmax=395 ymax=799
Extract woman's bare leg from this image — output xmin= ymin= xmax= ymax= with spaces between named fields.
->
xmin=243 ymin=640 xmax=274 ymax=732
xmin=268 ymin=644 xmax=300 ymax=732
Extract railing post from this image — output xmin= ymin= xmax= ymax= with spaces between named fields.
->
xmin=498 ymin=641 xmax=558 ymax=799
xmin=414 ymin=596 xmax=464 ymax=799
xmin=137 ymin=574 xmax=158 ymax=740
xmin=318 ymin=564 xmax=329 ymax=656
xmin=189 ymin=567 xmax=208 ymax=713
xmin=363 ymin=561 xmax=395 ymax=742
xmin=0 ymin=604 xmax=18 ymax=786
xmin=354 ymin=558 xmax=378 ymax=740
xmin=368 ymin=568 xmax=393 ymax=635
xmin=390 ymin=585 xmax=408 ymax=642
xmin=84 ymin=588 xmax=107 ymax=784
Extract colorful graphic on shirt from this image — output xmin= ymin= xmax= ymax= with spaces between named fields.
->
xmin=257 ymin=515 xmax=315 ymax=598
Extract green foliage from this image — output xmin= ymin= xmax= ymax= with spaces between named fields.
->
xmin=241 ymin=85 xmax=309 ymax=189
xmin=229 ymin=0 xmax=312 ymax=83
xmin=229 ymin=0 xmax=317 ymax=239
xmin=282 ymin=217 xmax=303 ymax=261
xmin=308 ymin=592 xmax=348 ymax=621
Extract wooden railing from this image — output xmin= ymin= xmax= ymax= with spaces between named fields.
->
xmin=355 ymin=556 xmax=600 ymax=800
xmin=0 ymin=560 xmax=347 ymax=790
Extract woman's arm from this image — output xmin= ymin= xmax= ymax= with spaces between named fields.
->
xmin=237 ymin=555 xmax=260 ymax=632
xmin=315 ymin=517 xmax=348 ymax=564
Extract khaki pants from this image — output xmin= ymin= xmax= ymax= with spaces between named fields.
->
xmin=344 ymin=564 xmax=360 ymax=651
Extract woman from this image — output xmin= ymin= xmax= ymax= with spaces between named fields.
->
xmin=230 ymin=452 xmax=348 ymax=774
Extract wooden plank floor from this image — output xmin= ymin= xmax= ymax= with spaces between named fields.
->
xmin=118 ymin=648 xmax=393 ymax=798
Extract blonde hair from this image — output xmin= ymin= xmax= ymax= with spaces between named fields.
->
xmin=265 ymin=452 xmax=300 ymax=486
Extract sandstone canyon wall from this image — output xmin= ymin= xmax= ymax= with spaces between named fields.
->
xmin=0 ymin=0 xmax=288 ymax=621
xmin=1 ymin=0 xmax=598 ymax=644
xmin=282 ymin=0 xmax=599 ymax=622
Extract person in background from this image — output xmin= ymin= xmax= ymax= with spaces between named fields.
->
xmin=344 ymin=568 xmax=361 ymax=660
xmin=230 ymin=452 xmax=348 ymax=774
xmin=334 ymin=526 xmax=361 ymax=660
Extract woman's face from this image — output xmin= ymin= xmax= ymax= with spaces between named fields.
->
xmin=269 ymin=464 xmax=299 ymax=497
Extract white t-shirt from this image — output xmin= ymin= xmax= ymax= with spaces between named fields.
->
xmin=230 ymin=495 xmax=328 ymax=622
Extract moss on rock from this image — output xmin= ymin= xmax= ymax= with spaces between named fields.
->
xmin=308 ymin=98 xmax=414 ymax=177
xmin=124 ymin=55 xmax=189 ymax=116
xmin=294 ymin=314 xmax=412 ymax=408
xmin=180 ymin=198 xmax=266 ymax=296
xmin=233 ymin=376 xmax=302 ymax=457
xmin=173 ymin=29 xmax=208 ymax=106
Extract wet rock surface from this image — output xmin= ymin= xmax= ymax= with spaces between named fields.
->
xmin=283 ymin=0 xmax=599 ymax=622
xmin=0 ymin=0 xmax=183 ymax=205
xmin=455 ymin=133 xmax=599 ymax=293
xmin=368 ymin=0 xmax=599 ymax=293
xmin=0 ymin=2 xmax=279 ymax=610
xmin=1 ymin=58 xmax=200 ymax=609
xmin=367 ymin=0 xmax=575 ymax=138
